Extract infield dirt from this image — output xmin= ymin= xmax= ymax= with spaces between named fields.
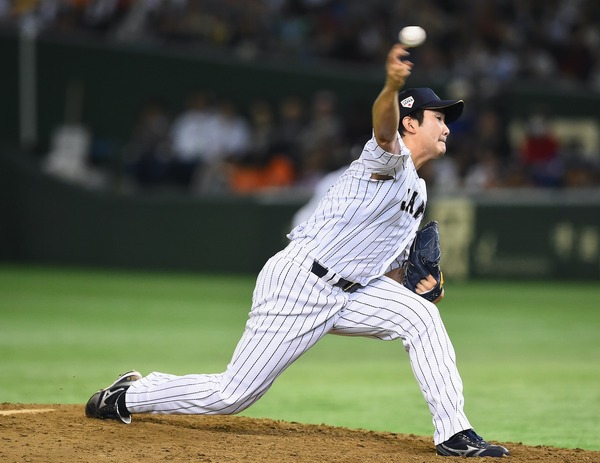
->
xmin=1 ymin=404 xmax=598 ymax=462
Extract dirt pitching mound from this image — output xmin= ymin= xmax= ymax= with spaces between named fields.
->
xmin=1 ymin=404 xmax=598 ymax=462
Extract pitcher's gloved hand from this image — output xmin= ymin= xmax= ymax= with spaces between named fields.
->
xmin=403 ymin=221 xmax=444 ymax=302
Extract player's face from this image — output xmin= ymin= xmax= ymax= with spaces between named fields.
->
xmin=420 ymin=110 xmax=450 ymax=157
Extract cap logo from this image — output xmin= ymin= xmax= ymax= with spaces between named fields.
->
xmin=400 ymin=96 xmax=415 ymax=108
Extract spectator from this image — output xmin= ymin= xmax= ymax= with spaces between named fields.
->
xmin=272 ymin=95 xmax=307 ymax=172
xmin=298 ymin=90 xmax=346 ymax=184
xmin=243 ymin=99 xmax=278 ymax=167
xmin=519 ymin=111 xmax=563 ymax=187
xmin=561 ymin=139 xmax=600 ymax=188
xmin=198 ymin=99 xmax=251 ymax=193
xmin=463 ymin=148 xmax=504 ymax=192
xmin=227 ymin=99 xmax=295 ymax=194
xmin=123 ymin=98 xmax=172 ymax=189
xmin=168 ymin=90 xmax=219 ymax=190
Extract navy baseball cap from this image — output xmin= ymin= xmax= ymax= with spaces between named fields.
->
xmin=398 ymin=88 xmax=464 ymax=124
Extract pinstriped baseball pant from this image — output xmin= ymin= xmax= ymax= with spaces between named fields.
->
xmin=125 ymin=242 xmax=471 ymax=444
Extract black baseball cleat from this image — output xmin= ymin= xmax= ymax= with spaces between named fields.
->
xmin=436 ymin=429 xmax=510 ymax=457
xmin=85 ymin=370 xmax=142 ymax=424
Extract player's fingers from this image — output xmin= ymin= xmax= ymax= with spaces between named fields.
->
xmin=386 ymin=62 xmax=412 ymax=87
xmin=390 ymin=43 xmax=411 ymax=60
xmin=387 ymin=45 xmax=412 ymax=70
xmin=415 ymin=283 xmax=428 ymax=294
xmin=415 ymin=274 xmax=437 ymax=294
xmin=415 ymin=281 xmax=429 ymax=294
xmin=424 ymin=274 xmax=437 ymax=285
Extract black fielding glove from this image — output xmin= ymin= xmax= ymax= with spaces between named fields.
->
xmin=403 ymin=221 xmax=444 ymax=302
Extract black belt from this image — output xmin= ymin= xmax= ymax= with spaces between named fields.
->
xmin=310 ymin=261 xmax=361 ymax=293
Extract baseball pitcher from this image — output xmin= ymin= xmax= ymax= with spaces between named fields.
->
xmin=86 ymin=43 xmax=509 ymax=458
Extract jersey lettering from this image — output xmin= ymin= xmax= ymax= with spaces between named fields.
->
xmin=401 ymin=190 xmax=425 ymax=218
xmin=400 ymin=189 xmax=413 ymax=212
xmin=414 ymin=201 xmax=425 ymax=219
xmin=405 ymin=191 xmax=418 ymax=214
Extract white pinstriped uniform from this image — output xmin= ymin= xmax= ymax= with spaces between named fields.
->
xmin=125 ymin=133 xmax=472 ymax=445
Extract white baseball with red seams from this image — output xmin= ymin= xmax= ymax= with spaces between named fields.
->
xmin=399 ymin=26 xmax=427 ymax=47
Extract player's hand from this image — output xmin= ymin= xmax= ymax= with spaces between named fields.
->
xmin=416 ymin=274 xmax=445 ymax=304
xmin=384 ymin=268 xmax=444 ymax=304
xmin=385 ymin=44 xmax=413 ymax=90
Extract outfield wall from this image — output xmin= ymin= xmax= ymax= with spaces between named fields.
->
xmin=2 ymin=153 xmax=599 ymax=280
xmin=0 ymin=153 xmax=295 ymax=274
xmin=429 ymin=197 xmax=600 ymax=281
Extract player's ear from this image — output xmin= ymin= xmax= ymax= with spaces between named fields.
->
xmin=401 ymin=115 xmax=416 ymax=134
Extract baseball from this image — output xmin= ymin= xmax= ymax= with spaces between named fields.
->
xmin=398 ymin=26 xmax=427 ymax=47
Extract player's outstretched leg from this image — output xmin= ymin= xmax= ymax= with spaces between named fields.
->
xmin=436 ymin=429 xmax=509 ymax=457
xmin=85 ymin=370 xmax=142 ymax=424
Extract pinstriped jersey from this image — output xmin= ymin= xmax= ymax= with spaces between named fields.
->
xmin=287 ymin=133 xmax=426 ymax=286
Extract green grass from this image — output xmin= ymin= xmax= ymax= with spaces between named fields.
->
xmin=0 ymin=264 xmax=599 ymax=451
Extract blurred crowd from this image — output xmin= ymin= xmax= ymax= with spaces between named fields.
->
xmin=3 ymin=0 xmax=600 ymax=193
xmin=118 ymin=89 xmax=359 ymax=195
xmin=4 ymin=0 xmax=600 ymax=87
